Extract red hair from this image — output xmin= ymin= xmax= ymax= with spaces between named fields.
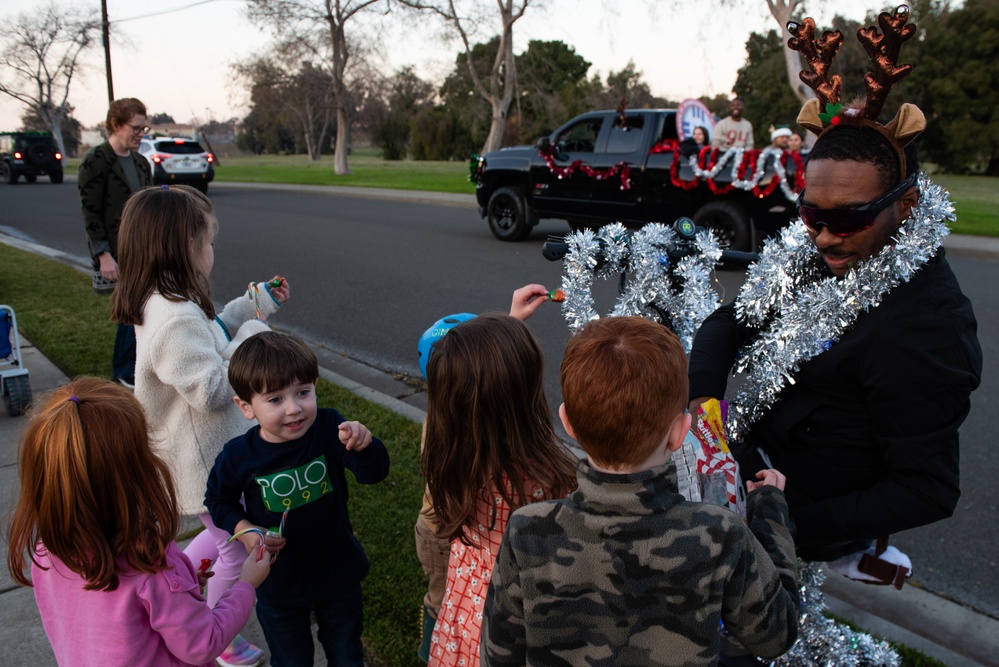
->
xmin=6 ymin=378 xmax=179 ymax=591
xmin=561 ymin=317 xmax=688 ymax=468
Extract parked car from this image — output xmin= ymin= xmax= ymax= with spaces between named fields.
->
xmin=470 ymin=109 xmax=801 ymax=250
xmin=0 ymin=132 xmax=63 ymax=184
xmin=138 ymin=136 xmax=214 ymax=193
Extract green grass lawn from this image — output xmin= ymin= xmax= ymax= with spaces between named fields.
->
xmin=213 ymin=152 xmax=473 ymax=194
xmin=931 ymin=175 xmax=999 ymax=237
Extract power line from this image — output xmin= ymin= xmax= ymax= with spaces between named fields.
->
xmin=115 ymin=0 xmax=240 ymax=24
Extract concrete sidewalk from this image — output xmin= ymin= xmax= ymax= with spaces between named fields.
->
xmin=3 ymin=336 xmax=998 ymax=666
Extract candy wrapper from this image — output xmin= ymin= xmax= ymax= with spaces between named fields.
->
xmin=681 ymin=399 xmax=746 ymax=518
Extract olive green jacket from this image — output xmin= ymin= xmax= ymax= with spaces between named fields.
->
xmin=78 ymin=141 xmax=152 ymax=267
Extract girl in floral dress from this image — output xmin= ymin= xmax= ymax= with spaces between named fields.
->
xmin=422 ymin=313 xmax=578 ymax=667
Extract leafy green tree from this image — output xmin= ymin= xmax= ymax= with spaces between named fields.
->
xmin=400 ymin=0 xmax=533 ymax=154
xmin=734 ymin=30 xmax=802 ymax=144
xmin=907 ymin=0 xmax=999 ymax=174
xmin=438 ymin=38 xmax=499 ymax=153
xmin=371 ymin=66 xmax=435 ymax=159
xmin=700 ymin=94 xmax=733 ymax=121
xmin=515 ymin=40 xmax=593 ymax=141
xmin=583 ymin=61 xmax=675 ymax=114
xmin=233 ymin=58 xmax=297 ymax=154
xmin=410 ymin=106 xmax=472 ymax=160
xmin=149 ymin=113 xmax=176 ymax=125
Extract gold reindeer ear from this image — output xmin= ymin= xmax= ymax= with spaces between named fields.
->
xmin=797 ymin=98 xmax=825 ymax=135
xmin=884 ymin=103 xmax=925 ymax=146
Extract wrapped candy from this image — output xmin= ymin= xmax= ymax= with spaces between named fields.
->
xmin=685 ymin=398 xmax=746 ymax=517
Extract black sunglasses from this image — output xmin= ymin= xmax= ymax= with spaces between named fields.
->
xmin=797 ymin=171 xmax=917 ymax=237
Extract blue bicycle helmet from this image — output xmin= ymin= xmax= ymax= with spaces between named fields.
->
xmin=418 ymin=313 xmax=476 ymax=379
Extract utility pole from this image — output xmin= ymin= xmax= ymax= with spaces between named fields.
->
xmin=101 ymin=0 xmax=114 ymax=103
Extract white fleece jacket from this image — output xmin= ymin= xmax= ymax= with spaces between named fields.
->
xmin=135 ymin=287 xmax=280 ymax=516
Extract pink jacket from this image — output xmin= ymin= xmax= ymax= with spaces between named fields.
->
xmin=33 ymin=541 xmax=255 ymax=666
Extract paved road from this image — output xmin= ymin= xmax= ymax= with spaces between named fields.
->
xmin=2 ymin=179 xmax=996 ymax=621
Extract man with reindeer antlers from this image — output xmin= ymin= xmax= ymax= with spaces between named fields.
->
xmin=689 ymin=5 xmax=981 ymax=591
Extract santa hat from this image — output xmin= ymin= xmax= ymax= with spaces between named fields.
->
xmin=770 ymin=125 xmax=793 ymax=141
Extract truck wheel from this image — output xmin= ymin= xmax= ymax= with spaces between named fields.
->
xmin=3 ymin=375 xmax=32 ymax=417
xmin=693 ymin=201 xmax=752 ymax=252
xmin=487 ymin=186 xmax=533 ymax=242
xmin=49 ymin=169 xmax=64 ymax=184
xmin=2 ymin=162 xmax=17 ymax=185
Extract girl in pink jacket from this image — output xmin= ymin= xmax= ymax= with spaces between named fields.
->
xmin=6 ymin=377 xmax=271 ymax=666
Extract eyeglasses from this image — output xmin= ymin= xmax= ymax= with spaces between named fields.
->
xmin=125 ymin=123 xmax=149 ymax=135
xmin=797 ymin=171 xmax=917 ymax=237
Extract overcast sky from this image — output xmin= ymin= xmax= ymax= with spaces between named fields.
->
xmin=0 ymin=0 xmax=876 ymax=131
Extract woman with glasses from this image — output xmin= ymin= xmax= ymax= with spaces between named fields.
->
xmin=79 ymin=97 xmax=153 ymax=389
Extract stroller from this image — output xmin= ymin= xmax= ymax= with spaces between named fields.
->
xmin=1 ymin=305 xmax=32 ymax=416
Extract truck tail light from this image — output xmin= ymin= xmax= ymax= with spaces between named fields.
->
xmin=13 ymin=151 xmax=22 ymax=159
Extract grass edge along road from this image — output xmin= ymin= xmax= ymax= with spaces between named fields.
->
xmin=61 ymin=152 xmax=999 ymax=237
xmin=214 ymin=154 xmax=997 ymax=238
xmin=0 ymin=242 xmax=949 ymax=667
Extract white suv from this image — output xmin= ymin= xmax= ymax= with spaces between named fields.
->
xmin=138 ymin=136 xmax=215 ymax=193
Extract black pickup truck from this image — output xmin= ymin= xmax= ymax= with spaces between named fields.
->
xmin=470 ymin=109 xmax=802 ymax=251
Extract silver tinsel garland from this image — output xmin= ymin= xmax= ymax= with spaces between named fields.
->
xmin=727 ymin=174 xmax=952 ymax=443
xmin=559 ymin=223 xmax=721 ymax=352
xmin=771 ymin=562 xmax=900 ymax=667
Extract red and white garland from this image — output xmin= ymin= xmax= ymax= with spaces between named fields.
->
xmin=538 ymin=143 xmax=632 ymax=190
xmin=537 ymin=140 xmax=804 ymax=200
xmin=650 ymin=139 xmax=805 ymax=201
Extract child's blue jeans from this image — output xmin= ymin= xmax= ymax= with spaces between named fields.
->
xmin=255 ymin=581 xmax=364 ymax=667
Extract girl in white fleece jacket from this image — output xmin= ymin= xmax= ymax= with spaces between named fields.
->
xmin=112 ymin=185 xmax=289 ymax=667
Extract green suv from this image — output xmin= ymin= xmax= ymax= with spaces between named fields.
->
xmin=0 ymin=131 xmax=64 ymax=184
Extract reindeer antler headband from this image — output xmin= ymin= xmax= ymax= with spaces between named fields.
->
xmin=787 ymin=5 xmax=926 ymax=182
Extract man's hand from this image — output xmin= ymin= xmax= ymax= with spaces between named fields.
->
xmin=746 ymin=468 xmax=786 ymax=492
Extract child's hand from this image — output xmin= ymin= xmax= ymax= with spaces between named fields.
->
xmin=746 ymin=468 xmax=786 ymax=492
xmin=263 ymin=532 xmax=287 ymax=558
xmin=234 ymin=521 xmax=267 ymax=555
xmin=238 ymin=545 xmax=272 ymax=589
xmin=509 ymin=284 xmax=550 ymax=321
xmin=268 ymin=276 xmax=290 ymax=303
xmin=339 ymin=421 xmax=372 ymax=451
xmin=197 ymin=559 xmax=214 ymax=590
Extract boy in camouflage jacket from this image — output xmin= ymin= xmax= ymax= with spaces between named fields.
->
xmin=482 ymin=317 xmax=799 ymax=667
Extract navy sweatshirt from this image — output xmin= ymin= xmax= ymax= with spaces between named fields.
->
xmin=206 ymin=408 xmax=390 ymax=606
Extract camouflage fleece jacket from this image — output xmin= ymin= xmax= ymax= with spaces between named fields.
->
xmin=78 ymin=141 xmax=152 ymax=265
xmin=482 ymin=460 xmax=799 ymax=667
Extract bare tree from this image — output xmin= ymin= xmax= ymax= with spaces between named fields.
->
xmin=400 ymin=0 xmax=533 ymax=153
xmin=0 ymin=4 xmax=100 ymax=160
xmin=247 ymin=0 xmax=384 ymax=175
xmin=764 ymin=0 xmax=812 ymax=103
